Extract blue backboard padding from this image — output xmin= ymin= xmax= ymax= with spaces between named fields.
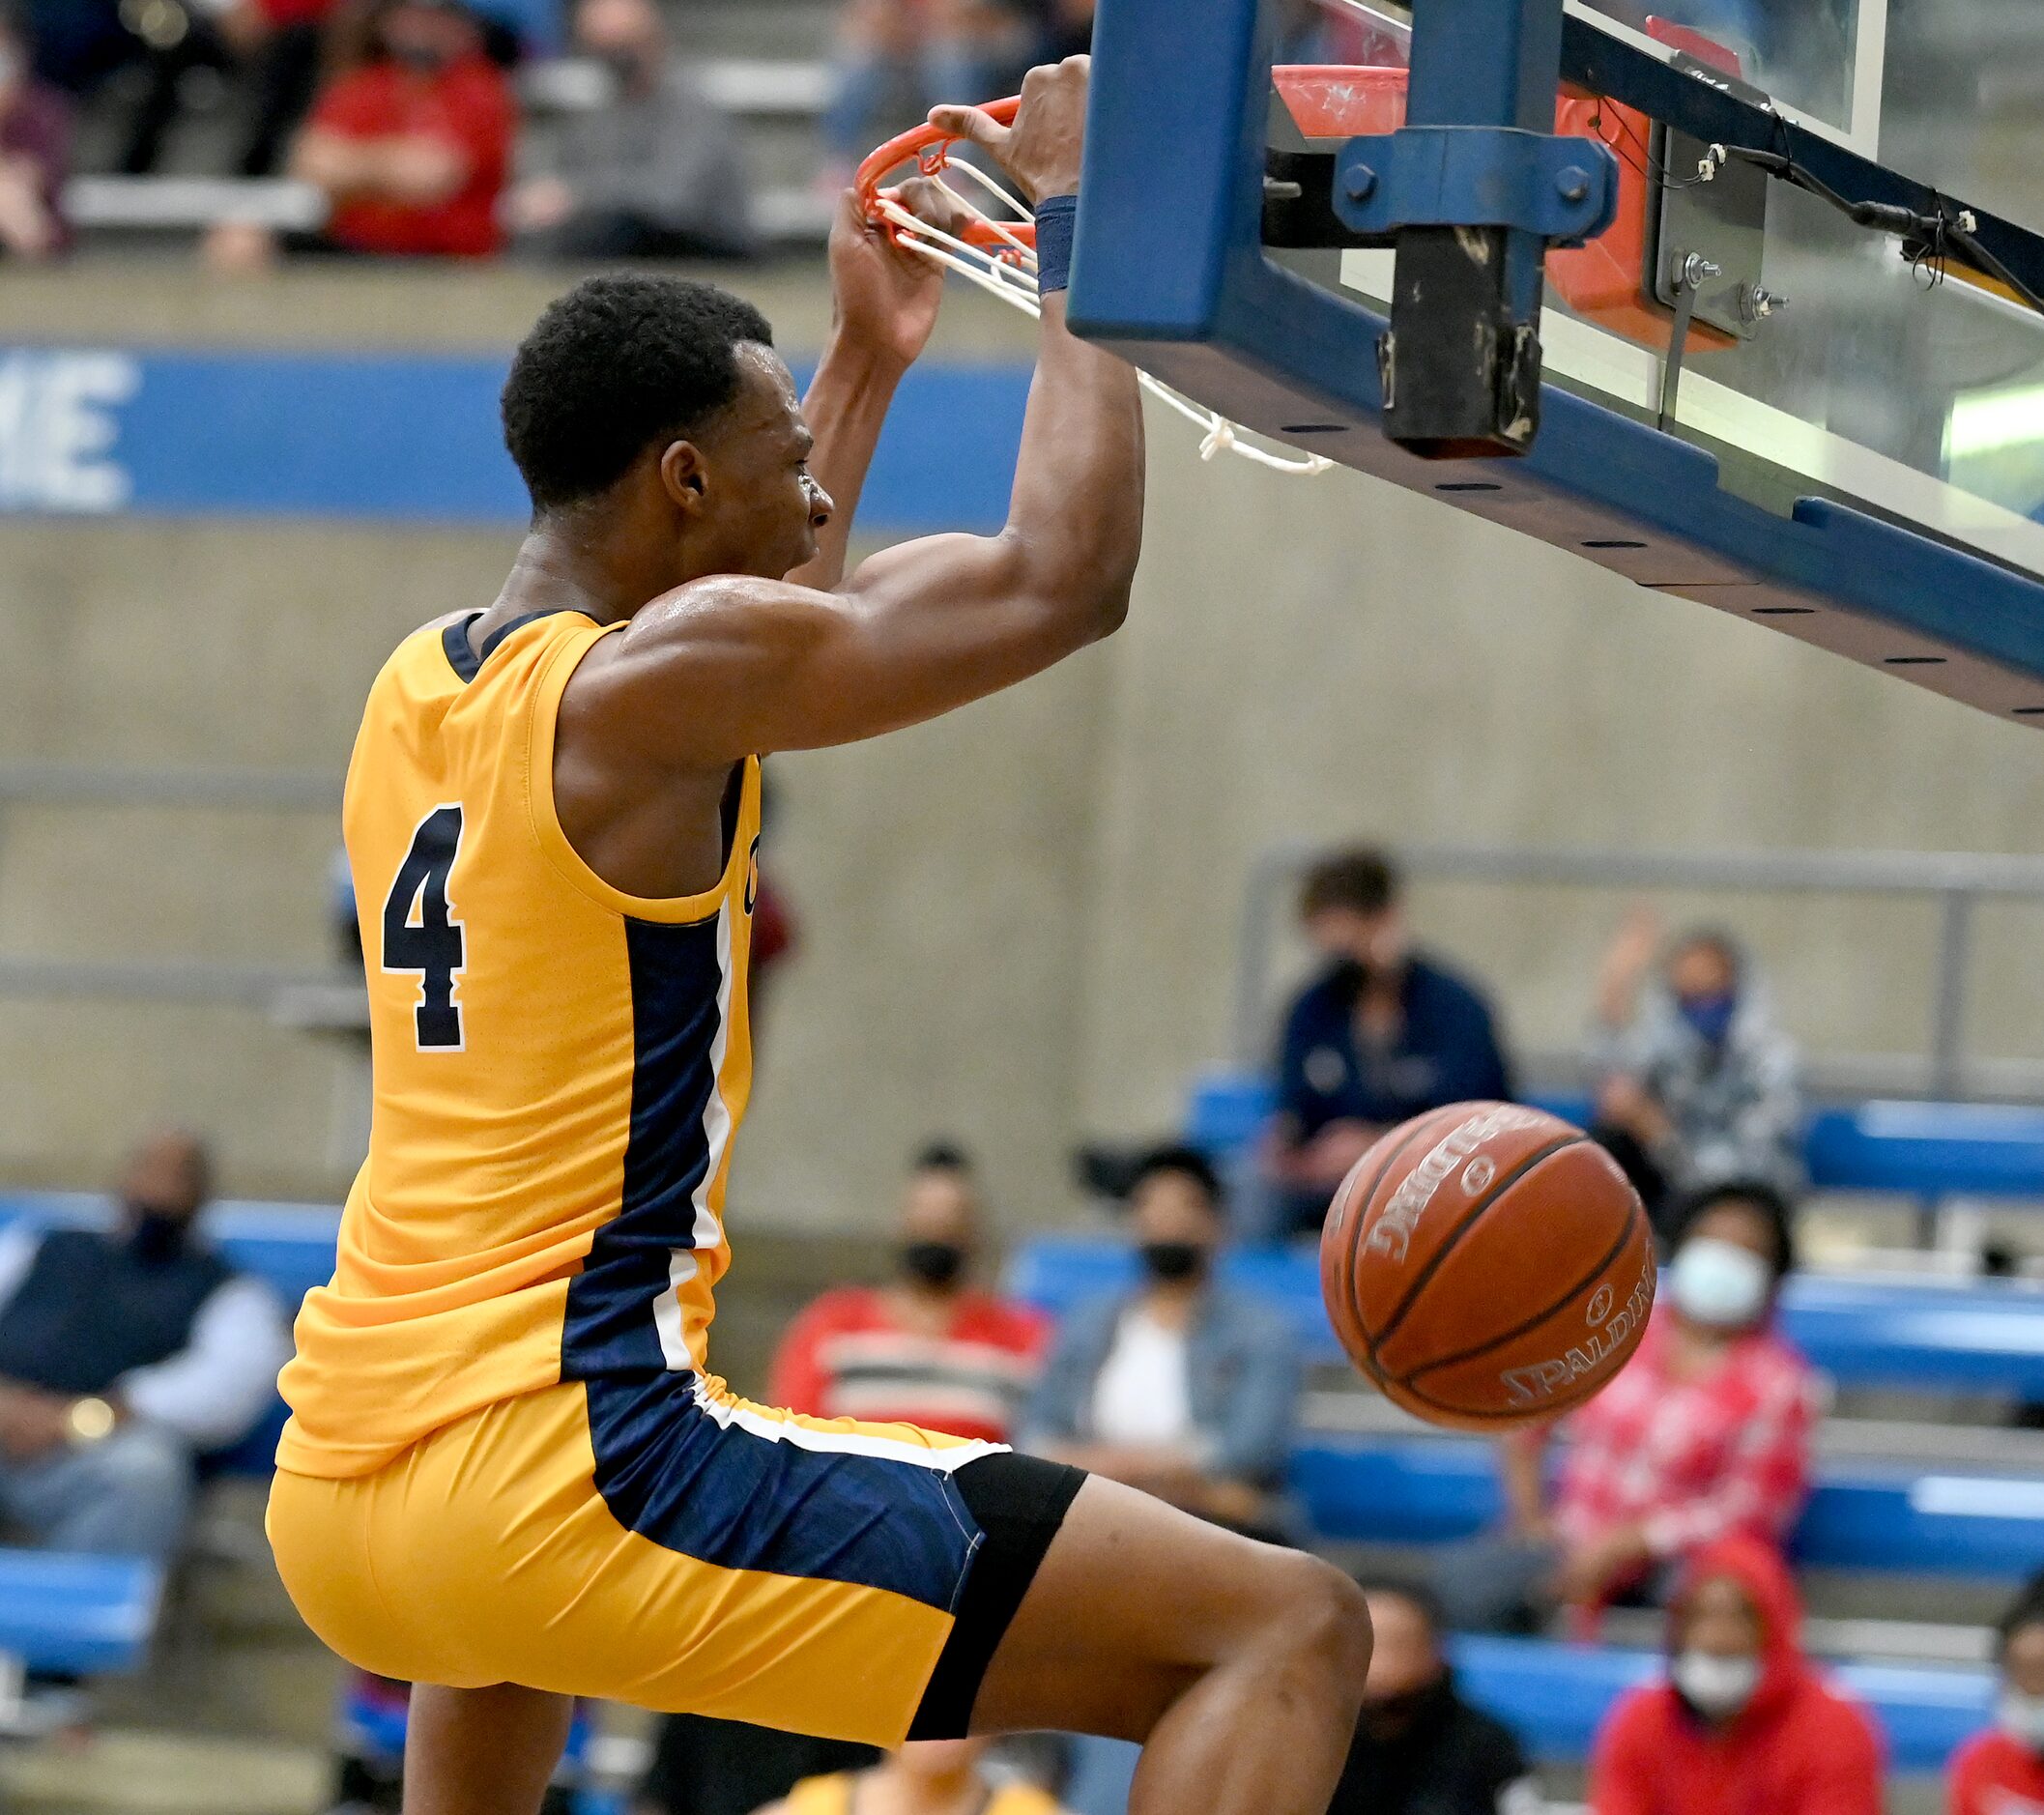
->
xmin=1449 ymin=1633 xmax=1989 ymax=1772
xmin=0 ymin=348 xmax=1029 ymax=533
xmin=0 ymin=1551 xmax=159 ymax=1674
xmin=1293 ymin=1434 xmax=2044 ymax=1578
xmin=1071 ymin=1 xmax=2044 ymax=678
xmin=1007 ymin=1235 xmax=2044 ymax=1392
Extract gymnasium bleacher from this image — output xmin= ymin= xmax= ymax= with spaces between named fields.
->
xmin=14 ymin=4 xmax=2044 ymax=1809
xmin=59 ymin=0 xmax=842 ymax=254
xmin=8 ymin=1074 xmax=2044 ymax=1790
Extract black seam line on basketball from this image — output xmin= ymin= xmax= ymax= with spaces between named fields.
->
xmin=1343 ymin=1114 xmax=1446 ymax=1359
xmin=1397 ymin=1196 xmax=1644 ymax=1387
xmin=1367 ymin=1136 xmax=1591 ymax=1362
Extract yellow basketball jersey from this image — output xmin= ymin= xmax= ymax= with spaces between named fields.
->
xmin=277 ymin=607 xmax=760 ymax=1478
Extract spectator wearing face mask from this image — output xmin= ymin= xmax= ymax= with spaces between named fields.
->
xmin=1589 ymin=1534 xmax=1883 ymax=1815
xmin=507 ymin=0 xmax=756 ymax=261
xmin=278 ymin=0 xmax=515 ymax=258
xmin=767 ymin=1142 xmax=1049 ymax=1444
xmin=1949 ymin=1570 xmax=2044 ymax=1815
xmin=637 ymin=1145 xmax=1046 ymax=1815
xmin=1436 ymin=1182 xmax=1817 ymax=1634
xmin=1022 ymin=1145 xmax=1301 ymax=1537
xmin=1261 ymin=849 xmax=1513 ymax=1238
xmin=1591 ymin=910 xmax=1803 ymax=1236
xmin=0 ymin=1131 xmax=291 ymax=1562
xmin=1328 ymin=1580 xmax=1539 ymax=1815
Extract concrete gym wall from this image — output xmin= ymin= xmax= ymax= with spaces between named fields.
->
xmin=4 ymin=263 xmax=2044 ymax=1229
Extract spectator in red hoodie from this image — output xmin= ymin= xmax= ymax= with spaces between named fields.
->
xmin=288 ymin=0 xmax=514 ymax=257
xmin=1589 ymin=1535 xmax=1884 ymax=1815
xmin=1949 ymin=1568 xmax=2044 ymax=1815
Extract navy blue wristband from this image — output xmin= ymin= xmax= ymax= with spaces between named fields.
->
xmin=1035 ymin=194 xmax=1079 ymax=295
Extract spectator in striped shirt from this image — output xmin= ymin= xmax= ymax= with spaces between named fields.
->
xmin=767 ymin=1142 xmax=1050 ymax=1446
xmin=1435 ymin=1181 xmax=1819 ymax=1634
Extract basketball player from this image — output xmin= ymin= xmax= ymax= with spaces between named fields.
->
xmin=266 ymin=59 xmax=1370 ymax=1815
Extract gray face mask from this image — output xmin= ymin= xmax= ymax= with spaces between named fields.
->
xmin=1671 ymin=1650 xmax=1761 ymax=1718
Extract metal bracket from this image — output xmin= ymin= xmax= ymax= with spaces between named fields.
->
xmin=1656 ymin=251 xmax=1716 ymax=431
xmin=1333 ymin=126 xmax=1621 ymax=247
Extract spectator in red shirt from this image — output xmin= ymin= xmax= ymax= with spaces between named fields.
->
xmin=1949 ymin=1570 xmax=2044 ymax=1815
xmin=1589 ymin=1535 xmax=1883 ymax=1815
xmin=768 ymin=1142 xmax=1048 ymax=1446
xmin=1436 ymin=1181 xmax=1818 ymax=1633
xmin=288 ymin=0 xmax=513 ymax=257
xmin=639 ymin=1144 xmax=1046 ymax=1815
xmin=0 ymin=5 xmax=68 ymax=261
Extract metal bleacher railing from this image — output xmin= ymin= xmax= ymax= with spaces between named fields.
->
xmin=3 ymin=1188 xmax=2034 ymax=1772
xmin=0 ymin=763 xmax=343 ymax=1010
xmin=1232 ymin=839 xmax=2044 ymax=1105
xmin=12 ymin=772 xmax=2044 ymax=1770
xmin=1007 ymin=1232 xmax=2044 ymax=1772
xmin=63 ymin=54 xmax=838 ymax=249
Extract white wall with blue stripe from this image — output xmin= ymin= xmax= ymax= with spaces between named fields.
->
xmin=0 ymin=347 xmax=1030 ymax=530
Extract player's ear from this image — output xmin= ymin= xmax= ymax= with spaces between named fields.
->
xmin=657 ymin=440 xmax=709 ymax=514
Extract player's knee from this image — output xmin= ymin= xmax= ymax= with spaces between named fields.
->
xmin=1263 ymin=1550 xmax=1373 ymax=1687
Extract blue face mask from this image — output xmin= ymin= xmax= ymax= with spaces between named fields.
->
xmin=1680 ymin=993 xmax=1738 ymax=1046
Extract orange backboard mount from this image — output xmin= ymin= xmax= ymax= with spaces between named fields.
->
xmin=1273 ymin=60 xmax=1740 ymax=357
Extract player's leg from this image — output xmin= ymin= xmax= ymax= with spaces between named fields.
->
xmin=958 ymin=1473 xmax=1371 ymax=1814
xmin=401 ymin=1683 xmax=574 ymax=1815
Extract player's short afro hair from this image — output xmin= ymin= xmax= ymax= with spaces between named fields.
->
xmin=502 ymin=274 xmax=775 ymax=515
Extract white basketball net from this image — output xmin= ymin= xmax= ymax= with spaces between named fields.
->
xmin=870 ymin=161 xmax=1335 ymax=477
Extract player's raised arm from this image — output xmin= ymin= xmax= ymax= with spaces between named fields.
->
xmin=783 ymin=179 xmax=975 ymax=595
xmin=582 ymin=57 xmax=1145 ymax=762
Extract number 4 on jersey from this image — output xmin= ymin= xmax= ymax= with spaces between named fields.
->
xmin=383 ymin=805 xmax=466 ymax=1051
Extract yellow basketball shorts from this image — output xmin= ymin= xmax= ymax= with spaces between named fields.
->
xmin=268 ymin=1375 xmax=1084 ymax=1745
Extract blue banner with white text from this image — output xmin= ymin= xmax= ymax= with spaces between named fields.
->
xmin=0 ymin=347 xmax=1031 ymax=533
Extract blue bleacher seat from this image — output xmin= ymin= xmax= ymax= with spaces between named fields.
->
xmin=1188 ymin=1067 xmax=2044 ymax=1200
xmin=1008 ymin=1236 xmax=2044 ymax=1395
xmin=1291 ymin=1434 xmax=2044 ymax=1579
xmin=0 ymin=1552 xmax=160 ymax=1675
xmin=0 ymin=1194 xmax=341 ymax=1308
xmin=1806 ymin=1102 xmax=2044 ymax=1197
xmin=1449 ymin=1633 xmax=1989 ymax=1772
xmin=0 ymin=1194 xmax=336 ymax=1476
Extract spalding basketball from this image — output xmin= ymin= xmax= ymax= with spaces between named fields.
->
xmin=1319 ymin=1102 xmax=1655 ymax=1431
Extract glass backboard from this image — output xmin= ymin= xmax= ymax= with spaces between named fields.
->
xmin=1072 ymin=0 xmax=2044 ymax=712
xmin=1307 ymin=0 xmax=2044 ymax=586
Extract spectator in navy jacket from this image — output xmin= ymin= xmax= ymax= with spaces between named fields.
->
xmin=1328 ymin=1580 xmax=1538 ymax=1815
xmin=0 ymin=1132 xmax=291 ymax=1561
xmin=1261 ymin=849 xmax=1512 ymax=1236
xmin=1021 ymin=1145 xmax=1300 ymax=1537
